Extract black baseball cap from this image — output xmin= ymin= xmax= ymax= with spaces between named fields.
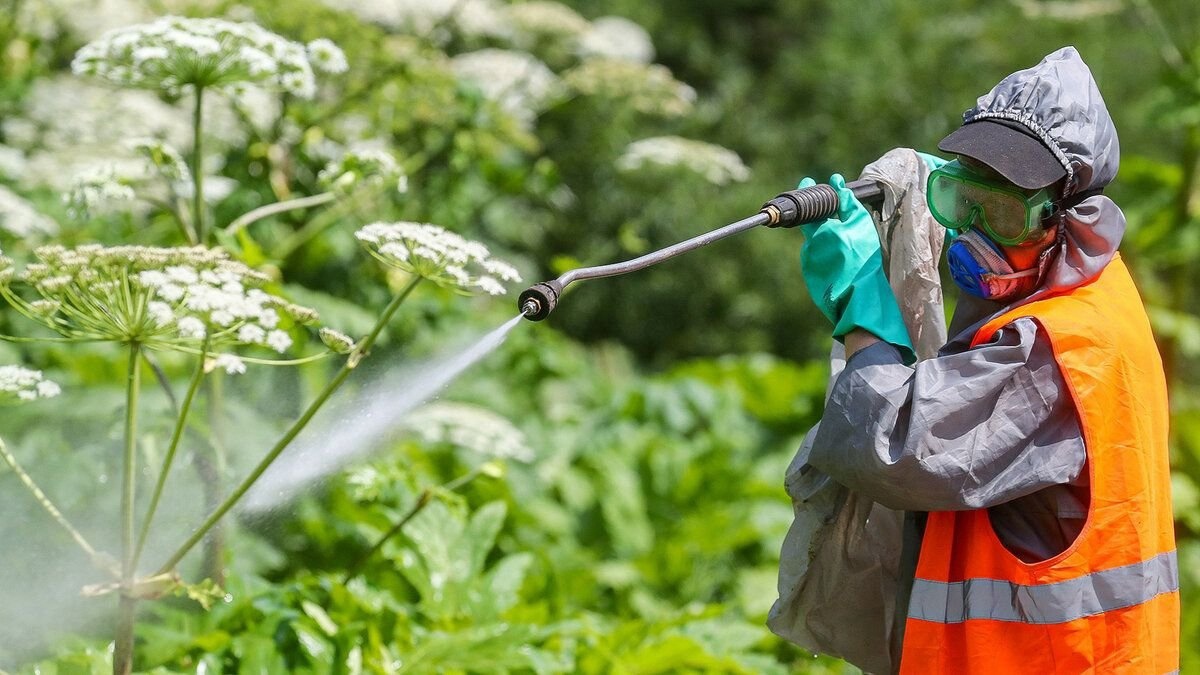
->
xmin=937 ymin=118 xmax=1067 ymax=190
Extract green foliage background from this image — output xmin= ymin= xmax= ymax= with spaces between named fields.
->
xmin=0 ymin=0 xmax=1198 ymax=673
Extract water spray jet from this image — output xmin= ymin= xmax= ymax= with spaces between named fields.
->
xmin=518 ymin=180 xmax=884 ymax=321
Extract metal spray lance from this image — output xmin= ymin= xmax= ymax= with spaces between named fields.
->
xmin=517 ymin=179 xmax=885 ymax=321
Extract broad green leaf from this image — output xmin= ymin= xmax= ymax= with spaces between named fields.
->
xmin=474 ymin=552 xmax=533 ymax=619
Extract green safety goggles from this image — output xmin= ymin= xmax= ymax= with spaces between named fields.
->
xmin=926 ymin=160 xmax=1056 ymax=246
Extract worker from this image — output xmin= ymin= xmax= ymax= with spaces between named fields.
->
xmin=795 ymin=46 xmax=1178 ymax=673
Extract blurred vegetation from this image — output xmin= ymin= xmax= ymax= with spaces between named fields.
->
xmin=0 ymin=0 xmax=1197 ymax=673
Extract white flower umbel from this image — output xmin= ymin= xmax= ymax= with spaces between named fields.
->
xmin=450 ymin=49 xmax=560 ymax=124
xmin=64 ymin=165 xmax=138 ymax=217
xmin=0 ymin=365 xmax=61 ymax=403
xmin=323 ymin=0 xmax=510 ymax=40
xmin=401 ymin=401 xmax=534 ymax=462
xmin=4 ymin=77 xmax=251 ymax=194
xmin=0 ymin=245 xmax=320 ymax=359
xmin=0 ymin=146 xmax=26 ymax=180
xmin=0 ymin=186 xmax=59 ymax=238
xmin=318 ymin=147 xmax=407 ymax=196
xmin=505 ymin=2 xmax=590 ymax=46
xmin=71 ymin=16 xmax=334 ymax=98
xmin=564 ymin=59 xmax=695 ymax=117
xmin=617 ymin=136 xmax=751 ymax=186
xmin=578 ymin=16 xmax=655 ymax=64
xmin=63 ymin=139 xmax=193 ymax=218
xmin=355 ymin=222 xmax=521 ymax=295
xmin=306 ymin=38 xmax=348 ymax=74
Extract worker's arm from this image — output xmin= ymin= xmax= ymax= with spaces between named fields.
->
xmin=806 ymin=317 xmax=1086 ymax=512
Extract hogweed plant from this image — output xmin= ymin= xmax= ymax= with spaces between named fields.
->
xmin=0 ymin=224 xmax=519 ymax=674
xmin=0 ymin=15 xmax=523 ymax=675
xmin=71 ymin=16 xmax=350 ymax=244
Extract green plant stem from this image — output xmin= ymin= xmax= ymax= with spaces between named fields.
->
xmin=341 ymin=466 xmax=484 ymax=584
xmin=270 ymin=189 xmax=368 ymax=261
xmin=155 ymin=276 xmax=422 ymax=575
xmin=199 ymin=372 xmax=227 ymax=585
xmin=121 ymin=343 xmax=142 ymax=576
xmin=343 ymin=489 xmax=432 ymax=584
xmin=0 ymin=437 xmax=103 ymax=564
xmin=114 ymin=597 xmax=136 ymax=675
xmin=226 ymin=192 xmax=336 ymax=237
xmin=131 ymin=346 xmax=208 ymax=570
xmin=115 ymin=343 xmax=142 ymax=675
xmin=191 ymin=86 xmax=205 ymax=244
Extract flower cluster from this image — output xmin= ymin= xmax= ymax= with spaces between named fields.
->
xmin=563 ymin=59 xmax=695 ymax=117
xmin=324 ymin=0 xmax=510 ymax=41
xmin=400 ymin=401 xmax=533 ymax=462
xmin=317 ymin=147 xmax=407 ymax=196
xmin=64 ymin=139 xmax=198 ymax=218
xmin=64 ymin=165 xmax=138 ymax=218
xmin=355 ymin=222 xmax=520 ymax=296
xmin=3 ymin=77 xmax=248 ymax=192
xmin=0 ymin=146 xmax=25 ymax=180
xmin=71 ymin=16 xmax=336 ymax=97
xmin=577 ymin=16 xmax=655 ymax=64
xmin=505 ymin=2 xmax=590 ymax=44
xmin=450 ymin=49 xmax=560 ymax=124
xmin=305 ymin=38 xmax=348 ymax=74
xmin=0 ymin=245 xmax=321 ymax=369
xmin=0 ymin=186 xmax=59 ymax=238
xmin=617 ymin=136 xmax=751 ymax=186
xmin=0 ymin=365 xmax=61 ymax=403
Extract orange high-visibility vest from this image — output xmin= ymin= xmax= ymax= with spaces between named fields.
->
xmin=899 ymin=254 xmax=1178 ymax=675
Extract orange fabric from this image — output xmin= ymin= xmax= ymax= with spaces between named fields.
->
xmin=899 ymin=255 xmax=1178 ymax=674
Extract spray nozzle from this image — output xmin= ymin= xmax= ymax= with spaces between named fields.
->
xmin=518 ymin=280 xmax=562 ymax=321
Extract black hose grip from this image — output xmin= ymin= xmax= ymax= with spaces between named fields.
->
xmin=762 ymin=179 xmax=885 ymax=228
xmin=762 ymin=184 xmax=840 ymax=228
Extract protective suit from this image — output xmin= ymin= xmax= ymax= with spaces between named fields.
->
xmin=770 ymin=47 xmax=1178 ymax=674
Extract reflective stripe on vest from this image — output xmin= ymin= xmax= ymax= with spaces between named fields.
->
xmin=908 ymin=550 xmax=1179 ymax=625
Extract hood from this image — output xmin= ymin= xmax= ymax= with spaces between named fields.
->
xmin=965 ymin=46 xmax=1125 ymax=300
xmin=965 ymin=46 xmax=1119 ymax=195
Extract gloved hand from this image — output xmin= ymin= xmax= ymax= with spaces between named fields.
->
xmin=799 ymin=173 xmax=915 ymax=363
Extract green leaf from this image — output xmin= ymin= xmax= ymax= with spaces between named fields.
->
xmin=463 ymin=501 xmax=507 ymax=578
xmin=475 ymin=552 xmax=533 ymax=619
xmin=301 ymin=600 xmax=339 ymax=636
xmin=233 ymin=634 xmax=288 ymax=675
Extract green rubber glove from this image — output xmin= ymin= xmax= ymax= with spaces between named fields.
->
xmin=798 ymin=173 xmax=915 ymax=363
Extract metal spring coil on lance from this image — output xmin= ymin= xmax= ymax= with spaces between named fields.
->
xmin=518 ymin=179 xmax=884 ymax=320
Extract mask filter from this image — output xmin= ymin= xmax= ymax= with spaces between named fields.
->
xmin=947 ymin=229 xmax=1040 ymax=301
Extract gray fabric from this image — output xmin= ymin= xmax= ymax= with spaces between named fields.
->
xmin=859 ymin=149 xmax=948 ymax=360
xmin=908 ymin=550 xmax=1179 ymax=625
xmin=808 ymin=318 xmax=1087 ymax=515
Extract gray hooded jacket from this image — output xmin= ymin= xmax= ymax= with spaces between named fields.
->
xmin=808 ymin=45 xmax=1125 ymax=594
